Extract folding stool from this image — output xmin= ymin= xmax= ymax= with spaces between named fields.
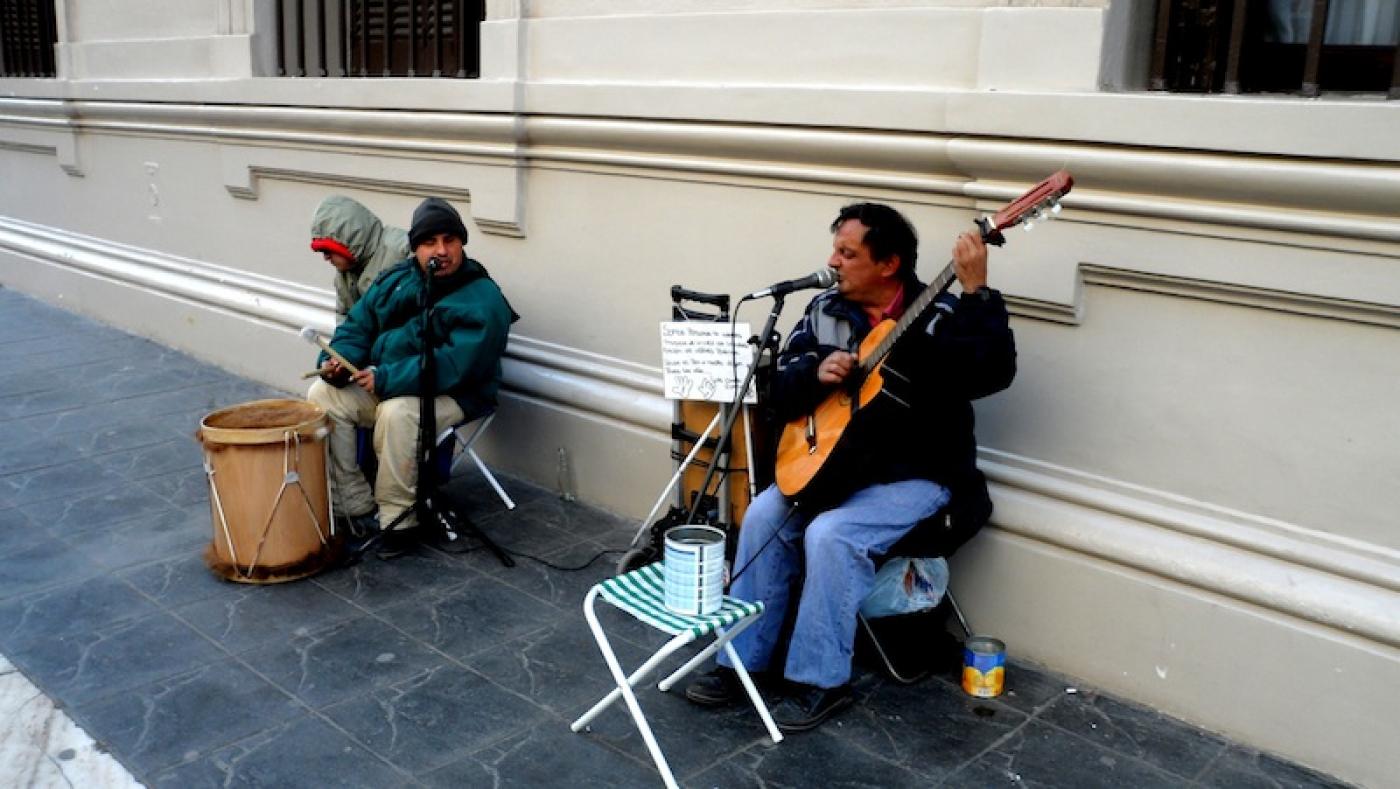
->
xmin=571 ymin=563 xmax=782 ymax=789
xmin=435 ymin=409 xmax=515 ymax=510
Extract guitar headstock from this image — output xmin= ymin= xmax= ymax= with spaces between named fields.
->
xmin=976 ymin=170 xmax=1074 ymax=246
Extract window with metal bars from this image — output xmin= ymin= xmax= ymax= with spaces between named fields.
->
xmin=276 ymin=0 xmax=486 ymax=78
xmin=0 ymin=0 xmax=58 ymax=78
xmin=1151 ymin=0 xmax=1400 ymax=98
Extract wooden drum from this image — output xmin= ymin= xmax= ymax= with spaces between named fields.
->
xmin=198 ymin=399 xmax=337 ymax=583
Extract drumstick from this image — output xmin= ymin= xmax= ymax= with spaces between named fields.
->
xmin=298 ymin=326 xmax=360 ymax=375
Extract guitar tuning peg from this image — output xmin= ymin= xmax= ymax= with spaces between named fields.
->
xmin=1051 ymin=202 xmax=1063 ymax=215
xmin=1022 ymin=221 xmax=1034 ymax=232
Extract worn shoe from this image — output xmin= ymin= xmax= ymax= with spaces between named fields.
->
xmin=335 ymin=510 xmax=379 ymax=540
xmin=772 ymin=682 xmax=853 ymax=733
xmin=376 ymin=527 xmax=422 ymax=560
xmin=684 ymin=667 xmax=748 ymax=707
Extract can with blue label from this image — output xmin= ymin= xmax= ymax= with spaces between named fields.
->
xmin=662 ymin=525 xmax=726 ymax=616
xmin=962 ymin=636 xmax=1006 ymax=698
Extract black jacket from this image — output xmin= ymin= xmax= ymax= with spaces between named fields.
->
xmin=770 ymin=282 xmax=1016 ymax=551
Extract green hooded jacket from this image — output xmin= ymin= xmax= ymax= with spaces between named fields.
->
xmin=310 ymin=196 xmax=410 ymax=323
xmin=328 ymin=258 xmax=518 ymax=418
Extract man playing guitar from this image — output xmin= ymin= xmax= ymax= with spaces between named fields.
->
xmin=684 ymin=202 xmax=1018 ymax=732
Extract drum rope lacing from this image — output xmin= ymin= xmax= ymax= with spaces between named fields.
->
xmin=204 ymin=455 xmax=241 ymax=568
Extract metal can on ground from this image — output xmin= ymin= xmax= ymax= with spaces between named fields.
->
xmin=962 ymin=636 xmax=1006 ymax=698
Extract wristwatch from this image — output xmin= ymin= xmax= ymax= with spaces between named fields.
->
xmin=972 ymin=286 xmax=993 ymax=302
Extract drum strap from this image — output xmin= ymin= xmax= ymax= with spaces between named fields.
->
xmin=205 ymin=455 xmax=240 ymax=568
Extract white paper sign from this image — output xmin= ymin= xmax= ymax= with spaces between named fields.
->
xmin=659 ymin=321 xmax=757 ymax=403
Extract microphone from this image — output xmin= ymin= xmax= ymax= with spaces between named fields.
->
xmin=744 ymin=268 xmax=838 ymax=300
xmin=427 ymin=256 xmax=442 ymax=273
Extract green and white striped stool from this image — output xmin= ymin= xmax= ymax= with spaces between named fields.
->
xmin=571 ymin=563 xmax=783 ymax=789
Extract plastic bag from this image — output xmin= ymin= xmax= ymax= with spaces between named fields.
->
xmin=859 ymin=557 xmax=949 ymax=619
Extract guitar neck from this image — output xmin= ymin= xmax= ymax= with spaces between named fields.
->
xmin=859 ymin=260 xmax=957 ymax=374
xmin=853 ymin=169 xmax=1074 ymax=375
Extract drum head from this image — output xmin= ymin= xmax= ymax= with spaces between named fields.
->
xmin=200 ymin=399 xmax=327 ymax=445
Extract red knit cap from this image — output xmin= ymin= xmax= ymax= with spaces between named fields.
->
xmin=310 ymin=237 xmax=355 ymax=262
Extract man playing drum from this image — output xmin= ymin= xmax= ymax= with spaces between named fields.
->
xmin=308 ymin=197 xmax=518 ymax=555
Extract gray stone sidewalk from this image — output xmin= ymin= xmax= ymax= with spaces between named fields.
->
xmin=0 ymin=285 xmax=1350 ymax=788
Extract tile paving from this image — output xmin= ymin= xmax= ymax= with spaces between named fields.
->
xmin=0 ymin=286 xmax=1353 ymax=788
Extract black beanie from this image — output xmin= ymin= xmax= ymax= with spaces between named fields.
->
xmin=408 ymin=197 xmax=469 ymax=249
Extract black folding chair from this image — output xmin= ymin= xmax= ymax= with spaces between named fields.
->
xmin=857 ymin=477 xmax=991 ymax=683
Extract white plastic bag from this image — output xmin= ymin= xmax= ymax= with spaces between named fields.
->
xmin=859 ymin=557 xmax=949 ymax=619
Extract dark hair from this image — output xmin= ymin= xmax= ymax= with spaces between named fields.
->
xmin=830 ymin=203 xmax=919 ymax=284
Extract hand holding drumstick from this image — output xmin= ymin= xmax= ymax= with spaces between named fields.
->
xmin=299 ymin=326 xmax=376 ymax=393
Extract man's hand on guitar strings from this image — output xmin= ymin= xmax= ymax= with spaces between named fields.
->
xmin=818 ymin=351 xmax=857 ymax=385
xmin=952 ymin=230 xmax=989 ymax=292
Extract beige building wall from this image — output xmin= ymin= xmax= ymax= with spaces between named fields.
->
xmin=1 ymin=1 xmax=1396 ymax=785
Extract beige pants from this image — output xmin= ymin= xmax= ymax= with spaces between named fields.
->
xmin=307 ymin=380 xmax=465 ymax=531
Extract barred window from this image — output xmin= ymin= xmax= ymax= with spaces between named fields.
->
xmin=0 ymin=0 xmax=58 ymax=78
xmin=276 ymin=0 xmax=486 ymax=78
xmin=1151 ymin=0 xmax=1400 ymax=98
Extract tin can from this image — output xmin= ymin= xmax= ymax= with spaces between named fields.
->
xmin=962 ymin=636 xmax=1006 ymax=698
xmin=662 ymin=525 xmax=726 ymax=615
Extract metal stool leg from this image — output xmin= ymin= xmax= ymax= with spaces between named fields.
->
xmin=467 ymin=448 xmax=516 ymax=509
xmin=722 ymin=641 xmax=783 ymax=744
xmin=656 ymin=615 xmax=759 ymax=690
xmin=572 ymin=587 xmax=681 ymax=789
xmin=437 ymin=413 xmax=516 ymax=510
xmin=656 ymin=617 xmax=782 ymax=744
xmin=947 ymin=588 xmax=972 ymax=638
xmin=857 ymin=587 xmax=973 ymax=684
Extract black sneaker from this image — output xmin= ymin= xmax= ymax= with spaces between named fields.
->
xmin=376 ymin=527 xmax=421 ymax=560
xmin=335 ymin=510 xmax=379 ymax=540
xmin=772 ymin=682 xmax=853 ymax=733
xmin=684 ymin=667 xmax=747 ymax=707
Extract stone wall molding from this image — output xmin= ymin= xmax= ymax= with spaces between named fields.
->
xmin=3 ymin=99 xmax=1398 ymax=248
xmin=980 ymin=449 xmax=1400 ymax=648
xmin=0 ymin=216 xmax=661 ymax=432
xmin=0 ymin=99 xmax=84 ymax=176
xmin=1078 ymin=265 xmax=1400 ymax=329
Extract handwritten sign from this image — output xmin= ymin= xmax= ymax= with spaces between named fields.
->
xmin=660 ymin=321 xmax=757 ymax=403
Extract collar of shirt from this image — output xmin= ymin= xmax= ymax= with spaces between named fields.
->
xmin=864 ymin=283 xmax=906 ymax=327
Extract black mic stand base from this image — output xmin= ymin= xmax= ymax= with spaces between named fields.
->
xmin=421 ymin=492 xmax=516 ymax=566
xmin=340 ymin=494 xmax=515 ymax=567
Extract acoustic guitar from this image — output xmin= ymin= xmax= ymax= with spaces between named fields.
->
xmin=774 ymin=171 xmax=1073 ymax=503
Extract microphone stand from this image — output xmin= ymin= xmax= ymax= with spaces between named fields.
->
xmin=684 ymin=292 xmax=786 ymax=526
xmin=374 ymin=257 xmax=515 ymax=567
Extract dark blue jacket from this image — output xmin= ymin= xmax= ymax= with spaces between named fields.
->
xmin=772 ymin=283 xmax=1016 ymax=544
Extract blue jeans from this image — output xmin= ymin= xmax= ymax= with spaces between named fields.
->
xmin=718 ymin=480 xmax=949 ymax=689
